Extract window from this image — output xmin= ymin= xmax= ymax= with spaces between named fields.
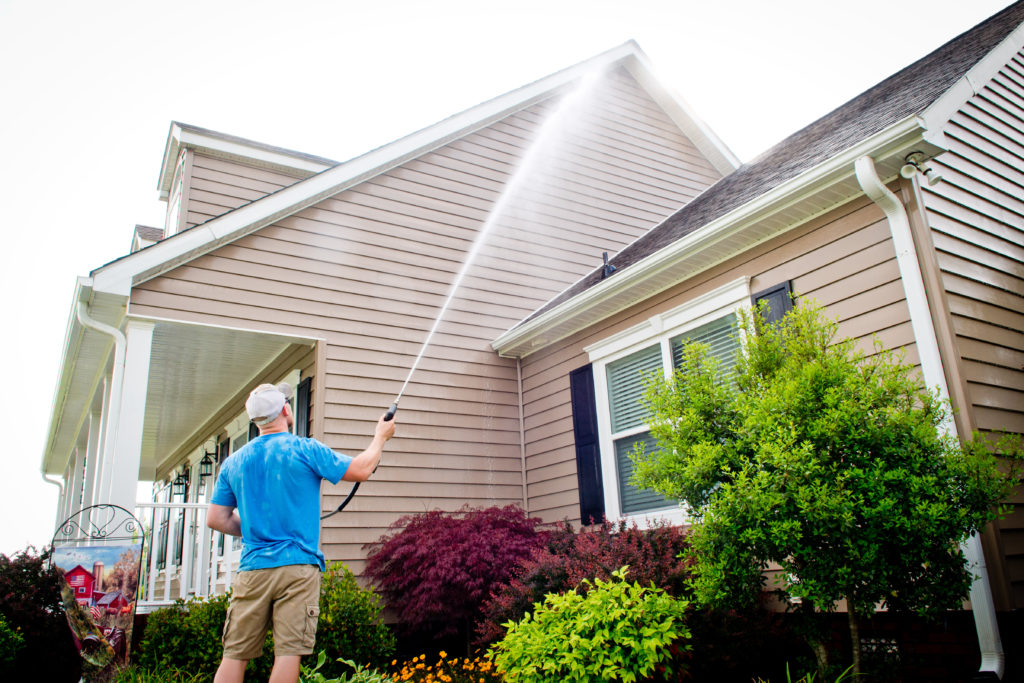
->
xmin=585 ymin=278 xmax=750 ymax=525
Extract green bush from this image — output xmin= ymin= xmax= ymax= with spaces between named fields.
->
xmin=0 ymin=547 xmax=80 ymax=681
xmin=0 ymin=612 xmax=23 ymax=667
xmin=315 ymin=562 xmax=395 ymax=678
xmin=489 ymin=566 xmax=690 ymax=682
xmin=136 ymin=592 xmax=274 ymax=680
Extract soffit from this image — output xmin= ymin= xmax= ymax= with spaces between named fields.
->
xmin=139 ymin=321 xmax=310 ymax=477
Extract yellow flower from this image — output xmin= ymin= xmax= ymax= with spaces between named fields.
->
xmin=439 ymin=650 xmax=447 ymax=658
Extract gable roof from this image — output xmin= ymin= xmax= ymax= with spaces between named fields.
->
xmin=156 ymin=122 xmax=338 ymax=200
xmin=87 ymin=41 xmax=738 ymax=299
xmin=493 ymin=0 xmax=1024 ymax=358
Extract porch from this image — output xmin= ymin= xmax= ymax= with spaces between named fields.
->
xmin=133 ymin=501 xmax=238 ymax=613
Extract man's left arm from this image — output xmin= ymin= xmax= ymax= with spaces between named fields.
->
xmin=207 ymin=504 xmax=242 ymax=537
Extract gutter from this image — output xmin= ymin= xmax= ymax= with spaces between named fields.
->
xmin=75 ymin=302 xmax=127 ymax=505
xmin=855 ymin=155 xmax=1004 ymax=680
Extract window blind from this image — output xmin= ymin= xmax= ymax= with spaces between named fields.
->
xmin=615 ymin=431 xmax=675 ymax=514
xmin=607 ymin=344 xmax=661 ymax=433
xmin=670 ymin=314 xmax=739 ymax=379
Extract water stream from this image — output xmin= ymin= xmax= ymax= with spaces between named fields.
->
xmin=390 ymin=68 xmax=608 ymax=406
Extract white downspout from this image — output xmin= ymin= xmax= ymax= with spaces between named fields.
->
xmin=855 ymin=155 xmax=1004 ymax=680
xmin=76 ymin=302 xmax=127 ymax=506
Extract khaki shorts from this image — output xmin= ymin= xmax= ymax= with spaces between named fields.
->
xmin=222 ymin=564 xmax=321 ymax=659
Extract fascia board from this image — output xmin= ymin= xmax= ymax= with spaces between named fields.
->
xmin=492 ymin=115 xmax=938 ymax=358
xmin=94 ymin=43 xmax=652 ymax=297
xmin=920 ymin=19 xmax=1024 ymax=147
xmin=623 ymin=53 xmax=740 ymax=174
xmin=42 ymin=278 xmax=95 ymax=474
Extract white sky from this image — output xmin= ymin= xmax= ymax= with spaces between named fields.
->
xmin=0 ymin=0 xmax=1012 ymax=555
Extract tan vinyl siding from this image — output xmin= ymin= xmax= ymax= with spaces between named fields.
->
xmin=922 ymin=50 xmax=1024 ymax=608
xmin=520 ymin=196 xmax=914 ymax=524
xmin=182 ymin=154 xmax=315 ymax=230
xmin=130 ymin=67 xmax=721 ymax=570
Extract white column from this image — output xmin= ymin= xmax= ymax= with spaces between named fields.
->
xmin=103 ymin=320 xmax=155 ymax=511
xmin=67 ymin=445 xmax=85 ymax=515
xmin=82 ymin=410 xmax=102 ymax=509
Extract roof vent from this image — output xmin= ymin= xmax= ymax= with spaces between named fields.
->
xmin=601 ymin=252 xmax=616 ymax=279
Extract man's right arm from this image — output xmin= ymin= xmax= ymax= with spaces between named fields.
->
xmin=342 ymin=414 xmax=396 ymax=482
xmin=207 ymin=504 xmax=242 ymax=536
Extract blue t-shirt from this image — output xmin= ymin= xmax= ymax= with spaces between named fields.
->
xmin=210 ymin=432 xmax=353 ymax=572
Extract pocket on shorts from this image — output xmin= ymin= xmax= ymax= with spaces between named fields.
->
xmin=302 ymin=605 xmax=320 ymax=649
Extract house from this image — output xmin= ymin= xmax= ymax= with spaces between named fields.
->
xmin=63 ymin=565 xmax=98 ymax=607
xmin=41 ymin=41 xmax=735 ymax=604
xmin=96 ymin=590 xmax=131 ymax=615
xmin=491 ymin=2 xmax=1024 ymax=676
xmin=41 ymin=1 xmax=1022 ymax=676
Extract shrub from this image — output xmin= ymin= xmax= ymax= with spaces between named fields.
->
xmin=0 ymin=546 xmax=80 ymax=682
xmin=0 ymin=612 xmax=23 ymax=666
xmin=314 ymin=562 xmax=395 ymax=678
xmin=136 ymin=592 xmax=274 ymax=680
xmin=489 ymin=566 xmax=690 ymax=682
xmin=364 ymin=505 xmax=547 ymax=639
xmin=476 ymin=519 xmax=690 ymax=644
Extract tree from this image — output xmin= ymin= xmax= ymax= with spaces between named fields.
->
xmin=631 ymin=300 xmax=1020 ymax=677
xmin=103 ymin=550 xmax=139 ymax=601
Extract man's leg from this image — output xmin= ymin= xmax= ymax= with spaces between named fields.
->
xmin=268 ymin=655 xmax=301 ymax=683
xmin=213 ymin=657 xmax=248 ymax=683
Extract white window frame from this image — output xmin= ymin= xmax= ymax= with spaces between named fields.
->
xmin=584 ymin=277 xmax=751 ymax=527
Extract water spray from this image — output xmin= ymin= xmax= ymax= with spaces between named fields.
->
xmin=326 ymin=70 xmax=607 ymax=519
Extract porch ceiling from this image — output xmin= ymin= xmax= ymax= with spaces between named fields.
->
xmin=140 ymin=321 xmax=312 ymax=477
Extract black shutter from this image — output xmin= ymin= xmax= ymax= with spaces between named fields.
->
xmin=248 ymin=420 xmax=259 ymax=440
xmin=752 ymin=281 xmax=794 ymax=326
xmin=296 ymin=376 xmax=312 ymax=438
xmin=569 ymin=364 xmax=605 ymax=525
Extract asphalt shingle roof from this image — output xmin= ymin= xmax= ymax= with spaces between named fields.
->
xmin=527 ymin=1 xmax=1024 ymax=321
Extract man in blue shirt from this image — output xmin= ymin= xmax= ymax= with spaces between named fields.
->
xmin=207 ymin=382 xmax=395 ymax=683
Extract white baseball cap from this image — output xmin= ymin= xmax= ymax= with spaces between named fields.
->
xmin=245 ymin=382 xmax=293 ymax=426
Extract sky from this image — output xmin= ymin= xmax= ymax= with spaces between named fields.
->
xmin=0 ymin=0 xmax=1013 ymax=555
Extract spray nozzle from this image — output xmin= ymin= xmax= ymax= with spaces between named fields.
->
xmin=384 ymin=402 xmax=398 ymax=421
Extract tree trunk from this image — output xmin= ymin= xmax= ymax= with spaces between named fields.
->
xmin=810 ymin=638 xmax=830 ymax=680
xmin=848 ymin=602 xmax=862 ymax=678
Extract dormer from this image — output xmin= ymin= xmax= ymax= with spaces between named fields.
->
xmin=156 ymin=122 xmax=338 ymax=236
xmin=130 ymin=224 xmax=164 ymax=254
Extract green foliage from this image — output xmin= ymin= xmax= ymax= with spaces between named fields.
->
xmin=110 ymin=664 xmax=208 ymax=682
xmin=0 ymin=546 xmax=80 ymax=681
xmin=136 ymin=593 xmax=274 ymax=681
xmin=300 ymin=651 xmax=394 ymax=682
xmin=632 ymin=300 xmax=1021 ymax=673
xmin=489 ymin=566 xmax=690 ymax=682
xmin=315 ymin=562 xmax=395 ymax=678
xmin=0 ymin=612 xmax=24 ymax=667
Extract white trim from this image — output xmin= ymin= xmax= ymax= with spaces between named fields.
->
xmin=493 ymin=115 xmax=934 ymax=358
xmin=920 ymin=19 xmax=1024 ymax=148
xmin=588 ymin=277 xmax=751 ymax=526
xmin=157 ymin=122 xmax=335 ymax=199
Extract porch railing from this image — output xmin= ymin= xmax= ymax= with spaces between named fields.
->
xmin=134 ymin=502 xmax=238 ymax=613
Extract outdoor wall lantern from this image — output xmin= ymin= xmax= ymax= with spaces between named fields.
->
xmin=172 ymin=468 xmax=190 ymax=499
xmin=199 ymin=452 xmax=215 ymax=479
